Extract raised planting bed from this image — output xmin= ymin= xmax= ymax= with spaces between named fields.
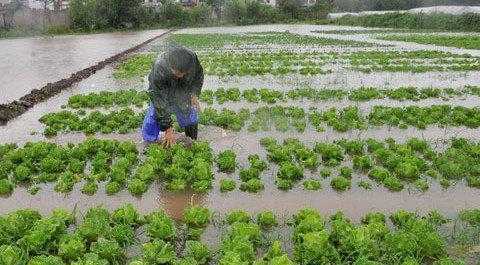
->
xmin=259 ymin=137 xmax=480 ymax=192
xmin=378 ymin=34 xmax=480 ymax=50
xmin=169 ymin=32 xmax=376 ymax=50
xmin=0 ymin=139 xmax=214 ymax=197
xmin=116 ymin=49 xmax=480 ymax=78
xmin=1 ymin=204 xmax=473 ymax=264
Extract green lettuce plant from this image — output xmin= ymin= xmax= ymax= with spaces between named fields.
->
xmin=217 ymin=150 xmax=237 ymax=173
xmin=226 ymin=210 xmax=251 ymax=225
xmin=331 ymin=176 xmax=351 ymax=192
xmin=90 ymin=238 xmax=124 ymax=264
xmin=0 ymin=179 xmax=14 ymax=196
xmin=0 ymin=245 xmax=27 ymax=264
xmin=220 ymin=179 xmax=236 ymax=192
xmin=110 ymin=224 xmax=135 ymax=247
xmin=78 ymin=207 xmax=111 ymax=243
xmin=240 ymin=179 xmax=264 ymax=193
xmin=112 ymin=204 xmax=141 ymax=226
xmin=183 ymin=206 xmax=211 ymax=228
xmin=303 ymin=179 xmax=322 ymax=191
xmin=58 ymin=234 xmax=86 ymax=261
xmin=256 ymin=211 xmax=278 ymax=229
xmin=184 ymin=240 xmax=211 ymax=265
xmin=127 ymin=179 xmax=148 ymax=197
xmin=81 ymin=181 xmax=98 ymax=196
xmin=146 ymin=211 xmax=176 ymax=241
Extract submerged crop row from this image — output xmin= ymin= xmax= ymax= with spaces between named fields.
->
xmin=200 ymin=86 xmax=475 ymax=104
xmin=169 ymin=32 xmax=375 ymax=50
xmin=378 ymin=34 xmax=480 ymax=50
xmin=0 ymin=204 xmax=214 ymax=265
xmin=40 ymin=104 xmax=480 ymax=136
xmin=5 ymin=136 xmax=480 ymax=196
xmin=0 ymin=139 xmax=215 ymax=197
xmin=200 ymin=50 xmax=480 ymax=76
xmin=65 ymin=86 xmax=477 ymax=110
xmin=255 ymin=137 xmax=480 ymax=192
xmin=0 ymin=204 xmax=476 ymax=264
xmin=115 ymin=50 xmax=480 ymax=78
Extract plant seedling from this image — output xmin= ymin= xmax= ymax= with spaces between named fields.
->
xmin=382 ymin=175 xmax=404 ymax=192
xmin=303 ymin=179 xmax=322 ymax=191
xmin=256 ymin=211 xmax=278 ymax=229
xmin=220 ymin=179 xmax=236 ymax=192
xmin=240 ymin=178 xmax=264 ymax=193
xmin=320 ymin=168 xmax=332 ymax=178
xmin=0 ymin=179 xmax=14 ymax=196
xmin=226 ymin=210 xmax=251 ymax=224
xmin=331 ymin=176 xmax=351 ymax=191
xmin=128 ymin=179 xmax=148 ymax=196
xmin=358 ymin=180 xmax=372 ymax=190
xmin=217 ymin=150 xmax=236 ymax=173
xmin=82 ymin=181 xmax=98 ymax=196
xmin=338 ymin=166 xmax=353 ymax=179
xmin=106 ymin=181 xmax=122 ymax=195
xmin=414 ymin=179 xmax=429 ymax=192
xmin=184 ymin=206 xmax=211 ymax=228
xmin=353 ymin=155 xmax=373 ymax=172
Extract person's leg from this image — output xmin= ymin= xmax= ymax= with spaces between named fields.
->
xmin=142 ymin=103 xmax=162 ymax=142
xmin=184 ymin=124 xmax=198 ymax=140
xmin=175 ymin=107 xmax=199 ymax=140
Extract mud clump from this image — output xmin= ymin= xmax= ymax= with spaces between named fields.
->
xmin=0 ymin=30 xmax=173 ymax=126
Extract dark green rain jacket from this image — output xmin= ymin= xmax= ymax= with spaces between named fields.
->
xmin=148 ymin=46 xmax=204 ymax=130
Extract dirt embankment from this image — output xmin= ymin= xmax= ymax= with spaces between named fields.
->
xmin=0 ymin=30 xmax=173 ymax=126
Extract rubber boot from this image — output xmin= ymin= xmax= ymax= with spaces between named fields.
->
xmin=184 ymin=124 xmax=198 ymax=140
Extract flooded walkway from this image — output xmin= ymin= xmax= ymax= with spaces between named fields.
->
xmin=0 ymin=29 xmax=167 ymax=104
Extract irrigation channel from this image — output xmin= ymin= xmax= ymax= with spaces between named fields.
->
xmin=1 ymin=24 xmax=480 ymax=264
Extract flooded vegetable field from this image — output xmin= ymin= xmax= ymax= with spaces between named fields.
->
xmin=1 ymin=24 xmax=480 ymax=264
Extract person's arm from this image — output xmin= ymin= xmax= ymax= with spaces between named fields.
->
xmin=148 ymin=62 xmax=173 ymax=131
xmin=189 ymin=54 xmax=204 ymax=110
xmin=149 ymin=74 xmax=176 ymax=146
xmin=190 ymin=54 xmax=204 ymax=97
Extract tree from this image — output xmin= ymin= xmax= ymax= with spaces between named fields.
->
xmin=277 ymin=0 xmax=301 ymax=20
xmin=307 ymin=0 xmax=332 ymax=19
xmin=69 ymin=0 xmax=144 ymax=30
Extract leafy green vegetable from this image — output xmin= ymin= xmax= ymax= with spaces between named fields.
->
xmin=220 ymin=179 xmax=236 ymax=192
xmin=146 ymin=211 xmax=176 ymax=241
xmin=303 ymin=179 xmax=322 ymax=191
xmin=256 ymin=211 xmax=278 ymax=229
xmin=58 ymin=234 xmax=86 ymax=261
xmin=227 ymin=210 xmax=251 ymax=225
xmin=184 ymin=240 xmax=211 ymax=264
xmin=217 ymin=150 xmax=237 ymax=173
xmin=141 ymin=239 xmax=176 ymax=264
xmin=331 ymin=176 xmax=351 ymax=192
xmin=240 ymin=178 xmax=264 ymax=193
xmin=90 ymin=238 xmax=124 ymax=264
xmin=184 ymin=206 xmax=211 ymax=228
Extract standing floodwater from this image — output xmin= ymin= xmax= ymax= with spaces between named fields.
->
xmin=0 ymin=29 xmax=166 ymax=104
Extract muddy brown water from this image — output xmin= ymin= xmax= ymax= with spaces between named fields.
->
xmin=2 ymin=26 xmax=480 ymax=257
xmin=0 ymin=29 xmax=167 ymax=104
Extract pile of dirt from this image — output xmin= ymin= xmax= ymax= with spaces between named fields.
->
xmin=0 ymin=30 xmax=173 ymax=126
